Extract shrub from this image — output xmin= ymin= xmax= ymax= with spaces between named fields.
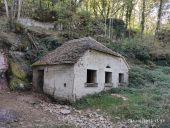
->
xmin=129 ymin=66 xmax=170 ymax=88
xmin=121 ymin=38 xmax=151 ymax=62
xmin=32 ymin=8 xmax=57 ymax=22
xmin=161 ymin=67 xmax=170 ymax=75
xmin=159 ymin=120 xmax=170 ymax=128
xmin=129 ymin=67 xmax=145 ymax=87
xmin=128 ymin=66 xmax=161 ymax=87
xmin=40 ymin=37 xmax=61 ymax=51
xmin=25 ymin=49 xmax=48 ymax=63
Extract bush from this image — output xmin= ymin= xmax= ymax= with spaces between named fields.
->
xmin=159 ymin=120 xmax=170 ymax=128
xmin=129 ymin=67 xmax=146 ymax=87
xmin=128 ymin=66 xmax=160 ymax=87
xmin=121 ymin=38 xmax=151 ymax=62
xmin=40 ymin=37 xmax=61 ymax=51
xmin=32 ymin=8 xmax=57 ymax=22
xmin=129 ymin=66 xmax=170 ymax=88
xmin=107 ymin=37 xmax=152 ymax=62
xmin=162 ymin=67 xmax=170 ymax=75
xmin=25 ymin=49 xmax=48 ymax=63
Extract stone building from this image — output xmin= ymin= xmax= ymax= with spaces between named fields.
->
xmin=32 ymin=37 xmax=129 ymax=102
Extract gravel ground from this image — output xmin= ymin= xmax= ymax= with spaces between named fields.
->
xmin=0 ymin=91 xmax=160 ymax=128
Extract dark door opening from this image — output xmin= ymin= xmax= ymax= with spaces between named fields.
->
xmin=105 ymin=72 xmax=112 ymax=83
xmin=37 ymin=70 xmax=44 ymax=92
xmin=119 ymin=73 xmax=124 ymax=83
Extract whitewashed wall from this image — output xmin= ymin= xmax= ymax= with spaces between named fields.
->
xmin=43 ymin=65 xmax=75 ymax=101
xmin=73 ymin=50 xmax=129 ymax=99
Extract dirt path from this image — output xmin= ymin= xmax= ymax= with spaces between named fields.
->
xmin=0 ymin=91 xmax=113 ymax=128
xmin=0 ymin=91 xmax=74 ymax=128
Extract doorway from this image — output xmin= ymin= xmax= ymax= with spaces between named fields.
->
xmin=37 ymin=70 xmax=44 ymax=92
xmin=119 ymin=73 xmax=124 ymax=83
xmin=105 ymin=72 xmax=112 ymax=84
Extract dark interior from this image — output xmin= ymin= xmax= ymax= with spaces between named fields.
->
xmin=105 ymin=72 xmax=112 ymax=83
xmin=87 ymin=69 xmax=97 ymax=83
xmin=119 ymin=73 xmax=124 ymax=83
xmin=37 ymin=70 xmax=44 ymax=92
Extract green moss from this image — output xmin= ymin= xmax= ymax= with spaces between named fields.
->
xmin=9 ymin=77 xmax=25 ymax=90
xmin=10 ymin=62 xmax=27 ymax=80
xmin=15 ymin=23 xmax=24 ymax=33
xmin=8 ymin=61 xmax=29 ymax=90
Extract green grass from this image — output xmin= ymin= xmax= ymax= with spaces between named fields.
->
xmin=72 ymin=66 xmax=170 ymax=122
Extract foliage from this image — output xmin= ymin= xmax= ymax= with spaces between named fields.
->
xmin=73 ymin=66 xmax=170 ymax=121
xmin=40 ymin=37 xmax=61 ymax=51
xmin=106 ymin=18 xmax=126 ymax=38
xmin=157 ymin=29 xmax=170 ymax=43
xmin=32 ymin=9 xmax=57 ymax=22
xmin=25 ymin=49 xmax=48 ymax=63
xmin=159 ymin=120 xmax=170 ymax=128
xmin=108 ymin=37 xmax=151 ymax=62
xmin=129 ymin=66 xmax=170 ymax=88
xmin=25 ymin=37 xmax=61 ymax=63
xmin=122 ymin=38 xmax=151 ymax=61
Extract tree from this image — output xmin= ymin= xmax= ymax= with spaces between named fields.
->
xmin=17 ymin=0 xmax=22 ymax=20
xmin=4 ymin=0 xmax=9 ymax=18
xmin=155 ymin=0 xmax=163 ymax=36
xmin=141 ymin=0 xmax=146 ymax=36
xmin=125 ymin=0 xmax=134 ymax=29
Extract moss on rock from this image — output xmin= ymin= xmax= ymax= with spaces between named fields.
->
xmin=10 ymin=62 xmax=27 ymax=80
xmin=9 ymin=77 xmax=26 ymax=90
xmin=8 ymin=61 xmax=30 ymax=90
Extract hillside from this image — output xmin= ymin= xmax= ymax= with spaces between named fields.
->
xmin=0 ymin=0 xmax=170 ymax=127
xmin=0 ymin=17 xmax=169 ymax=128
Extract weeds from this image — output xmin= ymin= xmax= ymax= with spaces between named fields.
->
xmin=73 ymin=66 xmax=170 ymax=121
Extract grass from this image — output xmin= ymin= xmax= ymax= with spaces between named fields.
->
xmin=72 ymin=66 xmax=170 ymax=123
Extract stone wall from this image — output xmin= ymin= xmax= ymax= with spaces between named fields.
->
xmin=43 ymin=65 xmax=75 ymax=101
xmin=73 ymin=50 xmax=129 ymax=99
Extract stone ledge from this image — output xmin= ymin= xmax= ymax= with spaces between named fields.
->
xmin=84 ymin=83 xmax=98 ymax=87
xmin=104 ymin=83 xmax=113 ymax=87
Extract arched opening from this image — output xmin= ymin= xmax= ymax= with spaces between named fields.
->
xmin=106 ymin=65 xmax=111 ymax=68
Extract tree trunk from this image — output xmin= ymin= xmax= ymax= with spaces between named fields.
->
xmin=4 ymin=0 xmax=9 ymax=18
xmin=10 ymin=0 xmax=18 ymax=31
xmin=17 ymin=0 xmax=22 ymax=20
xmin=155 ymin=0 xmax=163 ymax=36
xmin=141 ymin=0 xmax=146 ymax=37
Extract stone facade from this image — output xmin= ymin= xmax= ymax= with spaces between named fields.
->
xmin=74 ymin=50 xmax=128 ymax=99
xmin=33 ymin=49 xmax=129 ymax=102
